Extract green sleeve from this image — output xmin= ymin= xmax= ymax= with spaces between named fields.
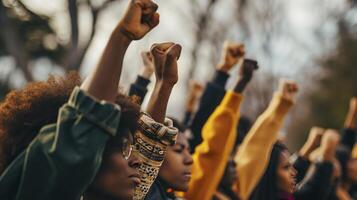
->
xmin=0 ymin=87 xmax=121 ymax=200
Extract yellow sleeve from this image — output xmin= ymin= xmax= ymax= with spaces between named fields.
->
xmin=353 ymin=143 xmax=357 ymax=159
xmin=234 ymin=92 xmax=293 ymax=200
xmin=183 ymin=91 xmax=243 ymax=200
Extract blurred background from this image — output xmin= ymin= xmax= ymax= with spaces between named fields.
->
xmin=0 ymin=0 xmax=357 ymax=151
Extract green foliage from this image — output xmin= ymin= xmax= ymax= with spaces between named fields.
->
xmin=310 ymin=22 xmax=357 ymax=128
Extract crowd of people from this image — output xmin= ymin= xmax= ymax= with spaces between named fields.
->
xmin=0 ymin=0 xmax=356 ymax=200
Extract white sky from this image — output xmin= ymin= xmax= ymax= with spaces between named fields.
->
xmin=3 ymin=0 xmax=350 ymax=118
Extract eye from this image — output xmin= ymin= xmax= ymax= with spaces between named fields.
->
xmin=173 ymin=144 xmax=184 ymax=153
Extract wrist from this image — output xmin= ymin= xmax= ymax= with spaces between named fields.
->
xmin=139 ymin=67 xmax=154 ymax=79
xmin=217 ymin=63 xmax=232 ymax=72
xmin=234 ymin=78 xmax=249 ymax=93
xmin=154 ymin=80 xmax=175 ymax=91
xmin=111 ymin=29 xmax=132 ymax=47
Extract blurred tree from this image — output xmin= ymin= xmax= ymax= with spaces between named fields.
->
xmin=310 ymin=20 xmax=357 ymax=129
xmin=0 ymin=0 xmax=120 ymax=83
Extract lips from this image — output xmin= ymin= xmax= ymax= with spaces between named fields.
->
xmin=183 ymin=172 xmax=192 ymax=181
xmin=129 ymin=173 xmax=141 ymax=186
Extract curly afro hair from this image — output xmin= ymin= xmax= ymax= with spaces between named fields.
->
xmin=0 ymin=72 xmax=81 ymax=172
xmin=0 ymin=72 xmax=141 ymax=173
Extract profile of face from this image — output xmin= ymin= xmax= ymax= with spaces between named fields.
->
xmin=347 ymin=158 xmax=357 ymax=183
xmin=159 ymin=133 xmax=194 ymax=191
xmin=90 ymin=133 xmax=142 ymax=200
xmin=277 ymin=150 xmax=297 ymax=194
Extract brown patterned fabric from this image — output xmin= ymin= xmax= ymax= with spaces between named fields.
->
xmin=134 ymin=113 xmax=178 ymax=200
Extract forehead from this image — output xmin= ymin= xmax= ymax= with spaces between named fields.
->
xmin=280 ymin=150 xmax=291 ymax=163
xmin=176 ymin=134 xmax=189 ymax=146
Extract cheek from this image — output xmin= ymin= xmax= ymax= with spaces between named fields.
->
xmin=278 ymin=169 xmax=292 ymax=190
xmin=348 ymin=160 xmax=357 ymax=181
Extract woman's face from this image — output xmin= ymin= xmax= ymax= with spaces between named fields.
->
xmin=91 ymin=134 xmax=142 ymax=200
xmin=277 ymin=150 xmax=297 ymax=194
xmin=159 ymin=134 xmax=193 ymax=191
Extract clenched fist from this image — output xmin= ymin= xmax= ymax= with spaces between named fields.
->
xmin=150 ymin=42 xmax=182 ymax=86
xmin=118 ymin=0 xmax=160 ymax=40
xmin=218 ymin=41 xmax=245 ymax=72
xmin=139 ymin=51 xmax=154 ymax=79
xmin=278 ymin=79 xmax=299 ymax=103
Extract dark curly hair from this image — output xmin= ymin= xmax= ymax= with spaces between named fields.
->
xmin=0 ymin=72 xmax=141 ymax=173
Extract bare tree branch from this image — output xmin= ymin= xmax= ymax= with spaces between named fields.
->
xmin=0 ymin=3 xmax=33 ymax=81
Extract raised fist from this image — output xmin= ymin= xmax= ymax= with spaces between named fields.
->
xmin=278 ymin=79 xmax=299 ymax=103
xmin=306 ymin=127 xmax=325 ymax=149
xmin=150 ymin=42 xmax=182 ymax=86
xmin=239 ymin=59 xmax=258 ymax=82
xmin=139 ymin=51 xmax=154 ymax=79
xmin=349 ymin=97 xmax=357 ymax=114
xmin=186 ymin=81 xmax=204 ymax=112
xmin=118 ymin=0 xmax=160 ymax=40
xmin=321 ymin=129 xmax=340 ymax=149
xmin=218 ymin=41 xmax=245 ymax=72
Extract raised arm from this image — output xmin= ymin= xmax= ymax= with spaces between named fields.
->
xmin=295 ymin=130 xmax=339 ymax=200
xmin=0 ymin=1 xmax=160 ymax=199
xmin=183 ymin=57 xmax=258 ymax=200
xmin=189 ymin=41 xmax=245 ymax=149
xmin=81 ymin=0 xmax=159 ymax=102
xmin=341 ymin=98 xmax=357 ymax=150
xmin=292 ymin=127 xmax=325 ymax=183
xmin=234 ymin=79 xmax=298 ymax=200
xmin=129 ymin=51 xmax=155 ymax=104
xmin=133 ymin=43 xmax=182 ymax=200
xmin=145 ymin=42 xmax=182 ymax=123
xmin=183 ymin=81 xmax=204 ymax=127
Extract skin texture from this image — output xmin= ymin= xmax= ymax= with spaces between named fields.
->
xmin=146 ymin=42 xmax=182 ymax=123
xmin=277 ymin=150 xmax=297 ymax=194
xmin=159 ymin=134 xmax=194 ymax=191
xmin=89 ymin=134 xmax=142 ymax=200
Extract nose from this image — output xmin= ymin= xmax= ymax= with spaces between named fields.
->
xmin=128 ymin=151 xmax=142 ymax=169
xmin=291 ymin=166 xmax=297 ymax=177
xmin=184 ymin=150 xmax=194 ymax=165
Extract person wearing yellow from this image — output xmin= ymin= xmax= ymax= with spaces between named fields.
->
xmin=145 ymin=42 xmax=259 ymax=200
xmin=234 ymin=79 xmax=298 ymax=200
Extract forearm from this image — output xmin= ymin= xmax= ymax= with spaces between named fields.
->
xmin=146 ymin=82 xmax=174 ymax=123
xmin=344 ymin=108 xmax=356 ymax=129
xmin=81 ymin=31 xmax=131 ymax=102
xmin=234 ymin=78 xmax=249 ymax=93
xmin=235 ymin=93 xmax=293 ymax=199
xmin=184 ymin=91 xmax=242 ymax=200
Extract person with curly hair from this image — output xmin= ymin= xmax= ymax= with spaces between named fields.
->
xmin=0 ymin=0 xmax=182 ymax=200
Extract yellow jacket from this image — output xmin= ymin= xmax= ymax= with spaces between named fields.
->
xmin=183 ymin=91 xmax=243 ymax=200
xmin=234 ymin=92 xmax=293 ymax=200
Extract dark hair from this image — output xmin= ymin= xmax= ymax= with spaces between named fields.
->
xmin=335 ymin=145 xmax=352 ymax=183
xmin=0 ymin=72 xmax=140 ymax=173
xmin=170 ymin=117 xmax=185 ymax=133
xmin=249 ymin=141 xmax=288 ymax=200
xmin=0 ymin=72 xmax=81 ymax=172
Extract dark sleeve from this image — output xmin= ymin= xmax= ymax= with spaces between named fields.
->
xmin=294 ymin=161 xmax=334 ymax=200
xmin=183 ymin=111 xmax=193 ymax=128
xmin=189 ymin=70 xmax=229 ymax=150
xmin=129 ymin=75 xmax=151 ymax=105
xmin=340 ymin=128 xmax=356 ymax=150
xmin=0 ymin=87 xmax=121 ymax=200
xmin=290 ymin=153 xmax=311 ymax=183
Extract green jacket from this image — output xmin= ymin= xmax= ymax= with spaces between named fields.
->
xmin=0 ymin=87 xmax=121 ymax=200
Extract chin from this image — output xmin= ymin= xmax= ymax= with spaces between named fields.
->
xmin=175 ymin=183 xmax=189 ymax=192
